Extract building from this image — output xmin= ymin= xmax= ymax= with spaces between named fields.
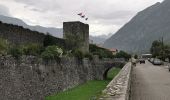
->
xmin=109 ymin=48 xmax=118 ymax=55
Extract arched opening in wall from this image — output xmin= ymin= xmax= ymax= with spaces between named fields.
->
xmin=103 ymin=67 xmax=113 ymax=80
xmin=103 ymin=67 xmax=121 ymax=80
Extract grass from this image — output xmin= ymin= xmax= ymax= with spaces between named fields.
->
xmin=45 ymin=68 xmax=121 ymax=100
xmin=107 ymin=68 xmax=121 ymax=80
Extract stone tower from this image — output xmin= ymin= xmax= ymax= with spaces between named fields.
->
xmin=63 ymin=21 xmax=89 ymax=53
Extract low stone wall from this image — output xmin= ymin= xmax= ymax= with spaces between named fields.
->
xmin=99 ymin=62 xmax=132 ymax=100
xmin=0 ymin=56 xmax=118 ymax=100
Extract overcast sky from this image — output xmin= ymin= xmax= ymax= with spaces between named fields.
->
xmin=0 ymin=0 xmax=164 ymax=36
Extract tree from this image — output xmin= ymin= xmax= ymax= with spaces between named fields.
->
xmin=134 ymin=54 xmax=138 ymax=59
xmin=114 ymin=50 xmax=131 ymax=61
xmin=150 ymin=40 xmax=162 ymax=58
xmin=150 ymin=40 xmax=170 ymax=61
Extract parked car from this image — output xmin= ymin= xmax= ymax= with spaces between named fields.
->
xmin=139 ymin=58 xmax=145 ymax=64
xmin=153 ymin=58 xmax=162 ymax=65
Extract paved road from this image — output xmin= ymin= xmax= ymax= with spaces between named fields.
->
xmin=130 ymin=61 xmax=170 ymax=100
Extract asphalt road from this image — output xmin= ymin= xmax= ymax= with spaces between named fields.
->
xmin=130 ymin=61 xmax=170 ymax=100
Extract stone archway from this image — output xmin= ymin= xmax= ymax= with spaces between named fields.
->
xmin=103 ymin=67 xmax=114 ymax=80
xmin=102 ymin=61 xmax=125 ymax=80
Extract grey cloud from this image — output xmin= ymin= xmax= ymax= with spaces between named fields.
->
xmin=0 ymin=0 xmax=163 ymax=36
xmin=0 ymin=4 xmax=11 ymax=16
xmin=14 ymin=0 xmax=35 ymax=5
xmin=15 ymin=0 xmax=61 ymax=12
xmin=90 ymin=10 xmax=134 ymax=21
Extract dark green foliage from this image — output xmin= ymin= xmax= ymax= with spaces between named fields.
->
xmin=114 ymin=50 xmax=131 ymax=61
xmin=41 ymin=45 xmax=63 ymax=60
xmin=21 ymin=43 xmax=44 ymax=56
xmin=8 ymin=45 xmax=22 ymax=59
xmin=84 ymin=53 xmax=93 ymax=60
xmin=72 ymin=49 xmax=84 ymax=60
xmin=89 ymin=44 xmax=113 ymax=59
xmin=150 ymin=40 xmax=170 ymax=61
xmin=0 ymin=38 xmax=9 ymax=55
xmin=150 ymin=40 xmax=162 ymax=58
xmin=134 ymin=54 xmax=138 ymax=59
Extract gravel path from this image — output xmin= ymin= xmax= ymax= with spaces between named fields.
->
xmin=130 ymin=61 xmax=170 ymax=100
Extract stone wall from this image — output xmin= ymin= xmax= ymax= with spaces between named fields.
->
xmin=63 ymin=21 xmax=89 ymax=53
xmin=0 ymin=21 xmax=45 ymax=45
xmin=0 ymin=21 xmax=65 ymax=46
xmin=99 ymin=62 xmax=132 ymax=100
xmin=0 ymin=56 xmax=117 ymax=100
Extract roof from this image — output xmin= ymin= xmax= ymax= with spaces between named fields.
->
xmin=109 ymin=48 xmax=118 ymax=52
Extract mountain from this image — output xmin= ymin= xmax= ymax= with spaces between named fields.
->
xmin=90 ymin=33 xmax=112 ymax=45
xmin=0 ymin=15 xmax=63 ymax=38
xmin=104 ymin=0 xmax=170 ymax=54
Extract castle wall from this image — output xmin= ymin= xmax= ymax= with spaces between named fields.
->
xmin=0 ymin=56 xmax=112 ymax=100
xmin=0 ymin=22 xmax=45 ymax=45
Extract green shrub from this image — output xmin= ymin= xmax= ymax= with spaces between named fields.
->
xmin=84 ymin=53 xmax=93 ymax=60
xmin=41 ymin=45 xmax=63 ymax=60
xmin=41 ymin=50 xmax=54 ymax=60
xmin=64 ymin=50 xmax=73 ymax=57
xmin=0 ymin=38 xmax=9 ymax=55
xmin=8 ymin=45 xmax=22 ymax=59
xmin=72 ymin=49 xmax=84 ymax=60
xmin=21 ymin=43 xmax=44 ymax=56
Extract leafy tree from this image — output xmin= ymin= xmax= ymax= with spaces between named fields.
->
xmin=134 ymin=54 xmax=138 ymax=59
xmin=150 ymin=40 xmax=162 ymax=58
xmin=114 ymin=50 xmax=131 ymax=61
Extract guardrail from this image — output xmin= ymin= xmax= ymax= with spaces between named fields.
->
xmin=99 ymin=62 xmax=132 ymax=100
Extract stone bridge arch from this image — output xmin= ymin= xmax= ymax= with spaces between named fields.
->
xmin=102 ymin=61 xmax=125 ymax=80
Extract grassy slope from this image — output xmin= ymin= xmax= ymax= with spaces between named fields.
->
xmin=45 ymin=68 xmax=121 ymax=100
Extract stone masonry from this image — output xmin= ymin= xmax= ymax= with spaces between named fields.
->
xmin=99 ymin=62 xmax=132 ymax=100
xmin=63 ymin=21 xmax=89 ymax=53
xmin=0 ymin=56 xmax=122 ymax=100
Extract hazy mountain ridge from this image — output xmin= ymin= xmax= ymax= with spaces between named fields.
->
xmin=104 ymin=0 xmax=170 ymax=54
xmin=0 ymin=14 xmax=63 ymax=38
xmin=90 ymin=33 xmax=112 ymax=45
